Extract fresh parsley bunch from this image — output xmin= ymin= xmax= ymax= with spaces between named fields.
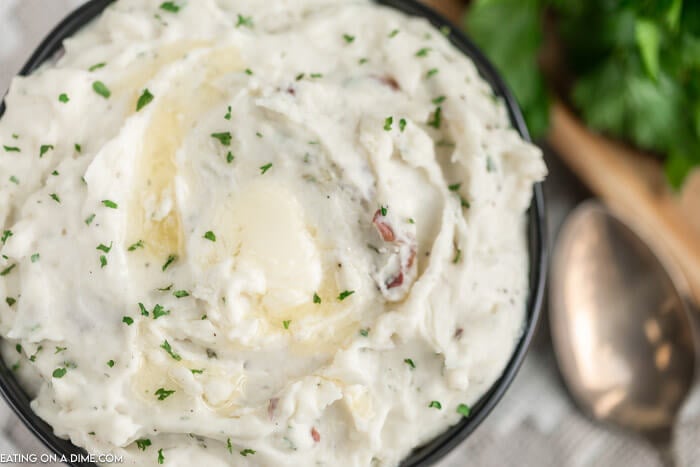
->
xmin=466 ymin=0 xmax=700 ymax=188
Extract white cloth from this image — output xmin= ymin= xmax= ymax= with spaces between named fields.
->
xmin=1 ymin=1 xmax=699 ymax=466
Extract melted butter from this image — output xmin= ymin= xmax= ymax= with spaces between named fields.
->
xmin=126 ymin=46 xmax=243 ymax=258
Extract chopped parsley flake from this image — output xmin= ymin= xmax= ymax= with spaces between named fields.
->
xmin=154 ymin=388 xmax=175 ymax=400
xmin=211 ymin=132 xmax=232 ymax=146
xmin=399 ymin=118 xmax=407 ymax=132
xmin=310 ymin=73 xmax=323 ymax=78
xmin=433 ymin=96 xmax=446 ymax=105
xmin=240 ymin=449 xmax=256 ymax=457
xmin=453 ymin=248 xmax=462 ymax=264
xmin=296 ymin=73 xmax=305 ymax=81
xmin=380 ymin=205 xmax=388 ymax=216
xmin=224 ymin=106 xmax=232 ymax=120
xmin=39 ymin=145 xmax=54 ymax=157
xmin=203 ymin=231 xmax=216 ymax=242
xmin=245 ymin=68 xmax=253 ymax=75
xmin=408 ymin=218 xmax=415 ymax=224
xmin=157 ymin=284 xmax=173 ymax=292
xmin=89 ymin=62 xmax=106 ymax=72
xmin=236 ymin=14 xmax=253 ymax=28
xmin=449 ymin=183 xmax=461 ymax=192
xmin=226 ymin=151 xmax=234 ymax=163
xmin=384 ymin=116 xmax=393 ymax=131
xmin=136 ymin=89 xmax=154 ymax=111
xmin=153 ymin=304 xmax=170 ymax=319
xmin=74 ymin=143 xmax=82 ymax=153
xmin=157 ymin=448 xmax=165 ymax=464
xmin=313 ymin=292 xmax=321 ymax=304
xmin=96 ymin=242 xmax=112 ymax=253
xmin=343 ymin=34 xmax=356 ymax=43
xmin=3 ymin=146 xmax=20 ymax=153
xmin=416 ymin=48 xmax=431 ymax=57
xmin=58 ymin=93 xmax=69 ymax=103
xmin=99 ymin=255 xmax=108 ymax=268
xmin=1 ymin=230 xmax=12 ymax=244
xmin=85 ymin=214 xmax=96 ymax=226
xmin=6 ymin=297 xmax=16 ymax=307
xmin=128 ymin=240 xmax=144 ymax=251
xmin=457 ymin=404 xmax=471 ymax=417
xmin=101 ymin=199 xmax=118 ymax=209
xmin=0 ymin=264 xmax=14 ymax=277
xmin=358 ymin=58 xmax=369 ymax=65
xmin=227 ymin=438 xmax=233 ymax=454
xmin=51 ymin=170 xmax=59 ymax=176
xmin=429 ymin=400 xmax=442 ymax=410
xmin=404 ymin=358 xmax=416 ymax=369
xmin=11 ymin=134 xmax=18 ymax=139
xmin=136 ymin=439 xmax=152 ymax=451
xmin=122 ymin=316 xmax=134 ymax=326
xmin=427 ymin=68 xmax=439 ymax=78
xmin=359 ymin=328 xmax=369 ymax=337
xmin=92 ymin=81 xmax=111 ymax=99
xmin=107 ymin=360 xmax=115 ymax=367
xmin=160 ymin=2 xmax=180 ymax=13
xmin=50 ymin=193 xmax=61 ymax=203
xmin=138 ymin=303 xmax=149 ymax=316
xmin=160 ymin=340 xmax=182 ymax=361
xmin=428 ymin=107 xmax=442 ymax=129
xmin=487 ymin=156 xmax=496 ymax=173
xmin=337 ymin=290 xmax=355 ymax=301
xmin=260 ymin=163 xmax=273 ymax=174
xmin=256 ymin=131 xmax=263 ymax=138
xmin=283 ymin=320 xmax=291 ymax=330
xmin=389 ymin=29 xmax=400 ymax=38
xmin=461 ymin=197 xmax=471 ymax=209
xmin=54 ymin=346 xmax=67 ymax=354
xmin=162 ymin=254 xmax=177 ymax=271
xmin=15 ymin=344 xmax=21 ymax=354
xmin=9 ymin=176 xmax=19 ymax=184
xmin=173 ymin=290 xmax=189 ymax=298
xmin=11 ymin=362 xmax=19 ymax=372
xmin=190 ymin=368 xmax=204 ymax=375
xmin=52 ymin=368 xmax=67 ymax=378
xmin=30 ymin=253 xmax=40 ymax=263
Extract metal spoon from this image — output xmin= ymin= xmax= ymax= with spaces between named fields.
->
xmin=549 ymin=201 xmax=696 ymax=466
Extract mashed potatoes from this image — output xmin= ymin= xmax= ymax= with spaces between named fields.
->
xmin=0 ymin=0 xmax=545 ymax=465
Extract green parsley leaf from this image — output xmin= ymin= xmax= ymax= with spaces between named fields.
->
xmin=245 ymin=68 xmax=253 ymax=75
xmin=236 ymin=14 xmax=253 ymax=28
xmin=211 ymin=132 xmax=232 ymax=146
xmin=433 ymin=96 xmax=446 ymax=105
xmin=162 ymin=254 xmax=177 ymax=271
xmin=398 ymin=118 xmax=407 ymax=132
xmin=128 ymin=240 xmax=144 ymax=251
xmin=190 ymin=368 xmax=204 ymax=374
xmin=58 ymin=93 xmax=69 ymax=103
xmin=157 ymin=284 xmax=173 ymax=292
xmin=107 ymin=360 xmax=115 ymax=367
xmin=52 ymin=368 xmax=67 ymax=378
xmin=404 ymin=358 xmax=416 ymax=369
xmin=99 ymin=255 xmax=108 ymax=268
xmin=138 ymin=303 xmax=149 ymax=316
xmin=30 ymin=253 xmax=40 ymax=263
xmin=157 ymin=448 xmax=165 ymax=464
xmin=428 ymin=107 xmax=442 ymax=129
xmin=461 ymin=197 xmax=471 ymax=209
xmin=240 ymin=449 xmax=256 ymax=457
xmin=173 ymin=290 xmax=189 ymax=298
xmin=389 ymin=29 xmax=400 ymax=38
xmin=457 ymin=403 xmax=471 ymax=417
xmin=89 ymin=62 xmax=106 ymax=72
xmin=136 ymin=439 xmax=152 ymax=451
xmin=337 ymin=290 xmax=355 ymax=301
xmin=426 ymin=68 xmax=439 ymax=78
xmin=15 ymin=344 xmax=21 ymax=354
xmin=283 ymin=320 xmax=291 ymax=329
xmin=153 ymin=304 xmax=170 ymax=319
xmin=453 ymin=247 xmax=462 ymax=264
xmin=50 ymin=193 xmax=61 ymax=203
xmin=136 ymin=89 xmax=155 ymax=111
xmin=358 ymin=58 xmax=369 ymax=65
xmin=224 ymin=106 xmax=232 ymax=120
xmin=160 ymin=340 xmax=182 ymax=361
xmin=415 ymin=48 xmax=431 ymax=57
xmin=226 ymin=438 xmax=233 ymax=454
xmin=74 ymin=143 xmax=82 ymax=153
xmin=3 ymin=146 xmax=20 ymax=152
xmin=226 ymin=151 xmax=234 ymax=163
xmin=154 ymin=388 xmax=175 ymax=400
xmin=384 ymin=116 xmax=393 ymax=131
xmin=260 ymin=163 xmax=273 ymax=174
xmin=203 ymin=231 xmax=216 ymax=242
xmin=6 ymin=297 xmax=16 ymax=307
xmin=296 ymin=73 xmax=305 ymax=81
xmin=51 ymin=170 xmax=59 ymax=176
xmin=310 ymin=73 xmax=323 ymax=78
xmin=101 ymin=199 xmax=118 ymax=209
xmin=54 ymin=346 xmax=67 ymax=354
xmin=9 ymin=176 xmax=19 ymax=185
xmin=428 ymin=400 xmax=442 ymax=409
xmin=1 ymin=230 xmax=12 ymax=244
xmin=122 ymin=316 xmax=134 ymax=326
xmin=313 ymin=292 xmax=321 ymax=304
xmin=85 ymin=214 xmax=96 ymax=226
xmin=359 ymin=328 xmax=369 ymax=337
xmin=160 ymin=2 xmax=180 ymax=13
xmin=448 ymin=183 xmax=461 ymax=191
xmin=0 ymin=265 xmax=13 ymax=278
xmin=486 ymin=156 xmax=496 ymax=173
xmin=96 ymin=242 xmax=112 ymax=253
xmin=92 ymin=81 xmax=111 ymax=99
xmin=380 ymin=205 xmax=388 ymax=216
xmin=343 ymin=34 xmax=356 ymax=43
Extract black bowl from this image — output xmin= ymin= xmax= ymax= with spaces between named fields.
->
xmin=0 ymin=1 xmax=547 ymax=466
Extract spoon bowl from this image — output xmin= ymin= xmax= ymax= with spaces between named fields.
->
xmin=550 ymin=201 xmax=695 ymax=461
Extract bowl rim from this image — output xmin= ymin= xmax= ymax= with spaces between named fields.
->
xmin=0 ymin=1 xmax=547 ymax=466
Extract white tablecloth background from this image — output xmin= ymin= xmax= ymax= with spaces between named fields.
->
xmin=2 ymin=1 xmax=700 ymax=466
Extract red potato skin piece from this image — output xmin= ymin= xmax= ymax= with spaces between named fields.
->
xmin=311 ymin=427 xmax=321 ymax=443
xmin=373 ymin=75 xmax=400 ymax=91
xmin=373 ymin=209 xmax=395 ymax=242
xmin=386 ymin=271 xmax=404 ymax=289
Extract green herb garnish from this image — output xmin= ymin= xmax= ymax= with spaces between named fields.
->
xmin=50 ymin=193 xmax=61 ymax=203
xmin=399 ymin=118 xmax=407 ymax=132
xmin=92 ymin=81 xmax=111 ymax=99
xmin=122 ymin=316 xmax=134 ymax=326
xmin=428 ymin=107 xmax=442 ymax=129
xmin=89 ymin=62 xmax=106 ymax=72
xmin=136 ymin=439 xmax=151 ymax=451
xmin=58 ymin=93 xmax=69 ymax=103
xmin=415 ymin=48 xmax=431 ymax=57
xmin=1 ymin=230 xmax=12 ymax=244
xmin=107 ymin=360 xmax=115 ymax=367
xmin=3 ymin=146 xmax=20 ymax=153
xmin=457 ymin=403 xmax=471 ymax=417
xmin=211 ymin=132 xmax=232 ymax=146
xmin=85 ymin=214 xmax=96 ymax=226
xmin=30 ymin=253 xmax=40 ymax=263
xmin=404 ymin=358 xmax=416 ymax=369
xmin=96 ymin=242 xmax=112 ymax=253
xmin=6 ymin=297 xmax=16 ymax=306
xmin=162 ymin=254 xmax=177 ymax=271
xmin=101 ymin=199 xmax=118 ymax=209
xmin=337 ymin=290 xmax=355 ymax=301
xmin=224 ymin=106 xmax=232 ymax=120
xmin=136 ymin=89 xmax=154 ymax=111
xmin=128 ymin=240 xmax=144 ymax=251
xmin=160 ymin=340 xmax=181 ymax=361
xmin=52 ymin=368 xmax=67 ymax=378
xmin=203 ymin=231 xmax=216 ymax=242
xmin=343 ymin=34 xmax=356 ymax=43
xmin=154 ymin=388 xmax=175 ymax=400
xmin=152 ymin=304 xmax=170 ymax=319
xmin=240 ymin=449 xmax=256 ymax=457
xmin=428 ymin=400 xmax=442 ymax=409
xmin=173 ymin=290 xmax=189 ymax=298
xmin=260 ymin=163 xmax=273 ymax=174
xmin=157 ymin=448 xmax=165 ymax=464
xmin=426 ymin=68 xmax=439 ymax=78
xmin=448 ymin=183 xmax=461 ymax=192
xmin=384 ymin=116 xmax=393 ymax=131
xmin=236 ymin=14 xmax=253 ymax=28
xmin=283 ymin=320 xmax=291 ymax=330
xmin=313 ymin=292 xmax=321 ymax=304
xmin=389 ymin=29 xmax=400 ymax=38
xmin=359 ymin=328 xmax=369 ymax=337
xmin=159 ymin=2 xmax=180 ymax=13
